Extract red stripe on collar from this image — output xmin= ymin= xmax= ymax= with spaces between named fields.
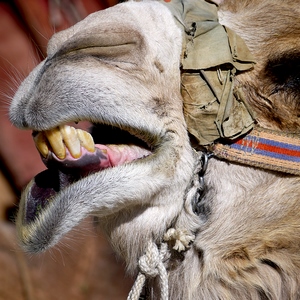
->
xmin=212 ymin=127 xmax=300 ymax=175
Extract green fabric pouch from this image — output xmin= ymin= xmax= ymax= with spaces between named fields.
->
xmin=161 ymin=0 xmax=256 ymax=145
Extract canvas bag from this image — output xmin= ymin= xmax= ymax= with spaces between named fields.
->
xmin=161 ymin=0 xmax=256 ymax=145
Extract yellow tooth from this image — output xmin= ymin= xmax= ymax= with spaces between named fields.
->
xmin=33 ymin=132 xmax=49 ymax=158
xmin=76 ymin=129 xmax=95 ymax=152
xmin=60 ymin=125 xmax=81 ymax=159
xmin=45 ymin=127 xmax=66 ymax=159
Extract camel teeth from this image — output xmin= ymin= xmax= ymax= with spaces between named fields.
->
xmin=33 ymin=132 xmax=49 ymax=158
xmin=60 ymin=125 xmax=81 ymax=159
xmin=33 ymin=126 xmax=95 ymax=160
xmin=44 ymin=127 xmax=66 ymax=160
xmin=76 ymin=129 xmax=95 ymax=152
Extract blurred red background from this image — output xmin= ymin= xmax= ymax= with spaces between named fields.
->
xmin=0 ymin=1 xmax=133 ymax=299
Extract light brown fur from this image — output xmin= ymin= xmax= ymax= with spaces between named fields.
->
xmin=219 ymin=0 xmax=300 ymax=131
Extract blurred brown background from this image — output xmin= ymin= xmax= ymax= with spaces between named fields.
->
xmin=0 ymin=1 xmax=133 ymax=299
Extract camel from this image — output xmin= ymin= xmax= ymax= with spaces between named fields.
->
xmin=9 ymin=0 xmax=300 ymax=299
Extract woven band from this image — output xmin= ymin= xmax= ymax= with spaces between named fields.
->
xmin=212 ymin=127 xmax=300 ymax=175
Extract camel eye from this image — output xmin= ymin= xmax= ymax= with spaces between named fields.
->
xmin=266 ymin=53 xmax=300 ymax=92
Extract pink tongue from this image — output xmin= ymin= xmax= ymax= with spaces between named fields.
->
xmin=44 ymin=144 xmax=151 ymax=175
xmin=95 ymin=144 xmax=151 ymax=167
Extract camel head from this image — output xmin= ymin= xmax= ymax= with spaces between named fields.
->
xmin=10 ymin=1 xmax=197 ymax=267
xmin=9 ymin=0 xmax=300 ymax=298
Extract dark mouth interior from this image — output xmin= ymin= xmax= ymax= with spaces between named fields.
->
xmin=90 ymin=123 xmax=149 ymax=148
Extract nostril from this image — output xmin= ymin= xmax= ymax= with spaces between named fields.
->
xmin=9 ymin=110 xmax=28 ymax=129
xmin=21 ymin=119 xmax=28 ymax=128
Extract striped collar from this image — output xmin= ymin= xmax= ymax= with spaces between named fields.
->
xmin=212 ymin=127 xmax=300 ymax=175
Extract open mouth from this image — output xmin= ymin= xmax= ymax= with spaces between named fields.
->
xmin=25 ymin=123 xmax=152 ymax=224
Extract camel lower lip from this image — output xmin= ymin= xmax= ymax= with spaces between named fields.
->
xmin=24 ymin=143 xmax=152 ymax=224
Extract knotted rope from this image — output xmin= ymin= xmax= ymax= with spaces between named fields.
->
xmin=127 ymin=241 xmax=169 ymax=300
xmin=127 ymin=152 xmax=207 ymax=300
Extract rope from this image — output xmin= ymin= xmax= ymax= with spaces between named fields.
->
xmin=127 ymin=241 xmax=169 ymax=300
xmin=127 ymin=152 xmax=206 ymax=300
xmin=164 ymin=228 xmax=194 ymax=252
